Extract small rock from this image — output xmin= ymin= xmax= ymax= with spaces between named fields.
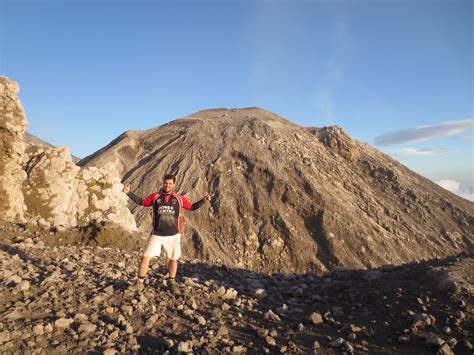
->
xmin=313 ymin=340 xmax=320 ymax=349
xmin=264 ymin=310 xmax=281 ymax=322
xmin=344 ymin=341 xmax=354 ymax=352
xmin=74 ymin=313 xmax=88 ymax=322
xmin=19 ymin=280 xmax=30 ymax=291
xmin=103 ymin=348 xmax=116 ymax=355
xmin=330 ymin=337 xmax=344 ymax=348
xmin=347 ymin=333 xmax=356 ymax=340
xmin=79 ymin=323 xmax=97 ymax=333
xmin=216 ymin=286 xmax=226 ymax=296
xmin=182 ymin=309 xmax=194 ymax=317
xmin=33 ymin=324 xmax=44 ymax=335
xmin=308 ymin=312 xmax=324 ymax=325
xmin=217 ymin=326 xmax=228 ymax=337
xmin=266 ymin=336 xmax=276 ymax=346
xmin=437 ymin=343 xmax=454 ymax=355
xmin=223 ymin=288 xmax=238 ymax=300
xmin=54 ymin=318 xmax=73 ymax=329
xmin=447 ymin=337 xmax=457 ymax=348
xmin=398 ymin=335 xmax=410 ymax=343
xmin=177 ymin=340 xmax=193 ymax=353
xmin=103 ymin=285 xmax=114 ymax=295
xmin=425 ymin=335 xmax=443 ymax=347
xmin=232 ymin=345 xmax=246 ymax=353
xmin=0 ymin=331 xmax=11 ymax=344
xmin=163 ymin=337 xmax=174 ymax=348
xmin=350 ymin=325 xmax=363 ymax=333
xmin=455 ymin=311 xmax=465 ymax=320
xmin=412 ymin=313 xmax=431 ymax=328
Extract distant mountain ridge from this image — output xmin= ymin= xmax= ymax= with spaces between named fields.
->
xmin=79 ymin=107 xmax=474 ymax=273
xmin=25 ymin=132 xmax=81 ymax=163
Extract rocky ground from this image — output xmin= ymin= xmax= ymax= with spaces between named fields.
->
xmin=0 ymin=222 xmax=472 ymax=354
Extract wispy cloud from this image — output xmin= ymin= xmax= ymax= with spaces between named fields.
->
xmin=436 ymin=179 xmax=474 ymax=202
xmin=374 ymin=119 xmax=474 ymax=146
xmin=398 ymin=147 xmax=447 ymax=156
xmin=453 ymin=134 xmax=474 ymax=142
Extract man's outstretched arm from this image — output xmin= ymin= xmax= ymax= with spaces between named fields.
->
xmin=123 ymin=184 xmax=143 ymax=205
xmin=187 ymin=192 xmax=211 ymax=211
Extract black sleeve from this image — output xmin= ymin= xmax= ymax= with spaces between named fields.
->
xmin=190 ymin=198 xmax=206 ymax=211
xmin=126 ymin=191 xmax=143 ymax=205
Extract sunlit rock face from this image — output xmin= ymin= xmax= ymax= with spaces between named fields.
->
xmin=23 ymin=146 xmax=136 ymax=231
xmin=0 ymin=76 xmax=136 ymax=231
xmin=0 ymin=77 xmax=28 ymax=222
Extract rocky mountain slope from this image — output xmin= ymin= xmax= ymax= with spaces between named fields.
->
xmin=1 ymin=222 xmax=472 ymax=354
xmin=79 ymin=108 xmax=474 ymax=273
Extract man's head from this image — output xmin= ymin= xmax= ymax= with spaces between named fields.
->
xmin=162 ymin=174 xmax=176 ymax=194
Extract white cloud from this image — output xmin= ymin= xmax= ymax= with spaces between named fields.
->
xmin=436 ymin=179 xmax=474 ymax=202
xmin=398 ymin=147 xmax=447 ymax=156
xmin=374 ymin=119 xmax=474 ymax=146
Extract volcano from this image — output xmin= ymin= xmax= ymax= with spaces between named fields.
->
xmin=79 ymin=108 xmax=474 ymax=273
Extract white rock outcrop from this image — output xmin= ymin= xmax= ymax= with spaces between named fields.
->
xmin=0 ymin=76 xmax=136 ymax=231
xmin=0 ymin=77 xmax=28 ymax=222
xmin=23 ymin=146 xmax=136 ymax=230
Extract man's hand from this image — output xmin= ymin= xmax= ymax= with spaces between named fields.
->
xmin=123 ymin=184 xmax=131 ymax=194
xmin=203 ymin=192 xmax=211 ymax=201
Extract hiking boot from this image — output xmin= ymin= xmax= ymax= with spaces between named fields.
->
xmin=168 ymin=279 xmax=180 ymax=295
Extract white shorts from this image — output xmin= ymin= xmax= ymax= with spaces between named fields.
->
xmin=143 ymin=233 xmax=181 ymax=260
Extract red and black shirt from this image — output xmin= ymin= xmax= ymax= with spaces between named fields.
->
xmin=127 ymin=191 xmax=205 ymax=236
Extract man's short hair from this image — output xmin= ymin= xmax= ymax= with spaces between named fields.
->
xmin=163 ymin=174 xmax=176 ymax=183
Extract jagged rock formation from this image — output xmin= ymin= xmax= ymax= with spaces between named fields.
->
xmin=0 ymin=76 xmax=135 ymax=231
xmin=0 ymin=77 xmax=28 ymax=222
xmin=23 ymin=145 xmax=136 ymax=230
xmin=80 ymin=108 xmax=474 ymax=273
xmin=0 ymin=222 xmax=472 ymax=353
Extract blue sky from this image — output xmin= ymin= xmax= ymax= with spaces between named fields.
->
xmin=1 ymin=0 xmax=473 ymax=199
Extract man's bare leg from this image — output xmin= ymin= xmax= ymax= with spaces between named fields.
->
xmin=168 ymin=259 xmax=179 ymax=294
xmin=139 ymin=256 xmax=151 ymax=278
xmin=168 ymin=259 xmax=178 ymax=279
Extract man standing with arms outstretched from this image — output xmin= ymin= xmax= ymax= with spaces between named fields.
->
xmin=123 ymin=174 xmax=210 ymax=294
